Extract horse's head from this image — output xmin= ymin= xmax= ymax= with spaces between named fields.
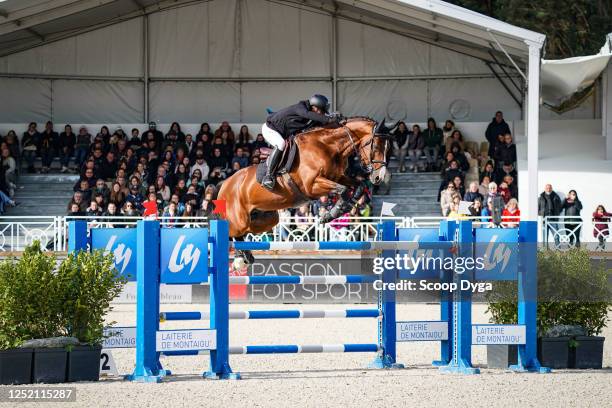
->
xmin=365 ymin=119 xmax=394 ymax=185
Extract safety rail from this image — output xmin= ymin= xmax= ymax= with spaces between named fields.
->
xmin=0 ymin=215 xmax=609 ymax=251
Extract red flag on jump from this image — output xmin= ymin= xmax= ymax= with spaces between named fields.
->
xmin=212 ymin=199 xmax=227 ymax=218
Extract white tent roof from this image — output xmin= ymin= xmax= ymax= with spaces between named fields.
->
xmin=0 ymin=0 xmax=545 ymax=63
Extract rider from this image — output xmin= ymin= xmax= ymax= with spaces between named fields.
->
xmin=261 ymin=94 xmax=342 ymax=190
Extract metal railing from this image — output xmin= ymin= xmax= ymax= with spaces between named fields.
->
xmin=0 ymin=215 xmax=609 ymax=252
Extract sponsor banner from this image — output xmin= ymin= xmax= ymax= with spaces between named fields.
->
xmin=396 ymin=321 xmax=448 ymax=342
xmin=474 ymin=229 xmax=518 ymax=281
xmin=160 ymin=228 xmax=208 ymax=284
xmin=113 ymin=282 xmax=192 ymax=304
xmin=472 ymin=324 xmax=526 ymax=345
xmin=102 ymin=326 xmax=136 ymax=349
xmin=156 ymin=329 xmax=216 ymax=352
xmin=91 ymin=228 xmax=137 ymax=281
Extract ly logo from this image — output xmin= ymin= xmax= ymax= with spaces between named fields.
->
xmin=168 ymin=235 xmax=201 ymax=275
xmin=104 ymin=235 xmax=132 ymax=275
xmin=482 ymin=235 xmax=512 ymax=273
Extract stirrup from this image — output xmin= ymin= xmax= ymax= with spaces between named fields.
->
xmin=262 ymin=175 xmax=276 ymax=190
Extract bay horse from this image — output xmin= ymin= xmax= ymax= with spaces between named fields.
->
xmin=217 ymin=117 xmax=390 ymax=263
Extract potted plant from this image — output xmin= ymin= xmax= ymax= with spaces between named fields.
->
xmin=486 ymin=248 xmax=610 ymax=369
xmin=0 ymin=242 xmax=66 ymax=384
xmin=58 ymin=249 xmax=126 ymax=382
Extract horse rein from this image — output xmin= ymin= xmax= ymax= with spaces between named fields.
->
xmin=341 ymin=125 xmax=388 ymax=173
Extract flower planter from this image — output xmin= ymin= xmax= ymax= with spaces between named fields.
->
xmin=486 ymin=344 xmax=517 ymax=369
xmin=538 ymin=337 xmax=570 ymax=369
xmin=0 ymin=348 xmax=33 ymax=384
xmin=67 ymin=345 xmax=102 ymax=382
xmin=32 ymin=348 xmax=68 ymax=384
xmin=570 ymin=336 xmax=605 ymax=369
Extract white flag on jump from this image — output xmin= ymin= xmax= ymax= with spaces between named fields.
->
xmin=380 ymin=202 xmax=397 ymax=217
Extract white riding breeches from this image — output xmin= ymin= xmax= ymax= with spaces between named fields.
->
xmin=262 ymin=123 xmax=286 ymax=150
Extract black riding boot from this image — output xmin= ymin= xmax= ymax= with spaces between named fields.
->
xmin=261 ymin=147 xmax=282 ymax=190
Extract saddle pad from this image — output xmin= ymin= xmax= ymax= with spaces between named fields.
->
xmin=255 ymin=138 xmax=298 ymax=183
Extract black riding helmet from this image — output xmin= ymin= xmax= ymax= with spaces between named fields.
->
xmin=308 ymin=94 xmax=330 ymax=113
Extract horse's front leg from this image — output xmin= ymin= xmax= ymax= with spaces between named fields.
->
xmin=308 ymin=176 xmax=353 ymax=224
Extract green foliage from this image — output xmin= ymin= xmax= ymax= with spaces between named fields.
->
xmin=0 ymin=242 xmax=62 ymax=349
xmin=56 ymin=250 xmax=127 ymax=346
xmin=486 ymin=248 xmax=612 ymax=336
xmin=449 ymin=1 xmax=612 ymax=58
xmin=0 ymin=243 xmax=127 ymax=350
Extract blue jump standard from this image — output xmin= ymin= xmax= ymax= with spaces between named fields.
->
xmin=160 ymin=309 xmax=381 ymax=321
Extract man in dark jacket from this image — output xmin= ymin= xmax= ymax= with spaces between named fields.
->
xmin=485 ymin=111 xmax=511 ymax=158
xmin=538 ymin=184 xmax=562 ymax=246
xmin=261 ymin=94 xmax=342 ymax=190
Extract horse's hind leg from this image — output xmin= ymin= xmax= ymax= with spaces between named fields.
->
xmin=234 ymin=236 xmax=255 ymax=265
xmin=249 ymin=211 xmax=279 ymax=235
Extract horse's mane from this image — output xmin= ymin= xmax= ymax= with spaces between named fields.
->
xmin=298 ymin=116 xmax=376 ymax=136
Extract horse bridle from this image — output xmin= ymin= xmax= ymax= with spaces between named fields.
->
xmin=342 ymin=124 xmax=390 ymax=173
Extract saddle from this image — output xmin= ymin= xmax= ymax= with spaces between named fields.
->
xmin=255 ymin=137 xmax=308 ymax=206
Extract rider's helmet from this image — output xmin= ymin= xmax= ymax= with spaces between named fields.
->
xmin=308 ymin=94 xmax=330 ymax=113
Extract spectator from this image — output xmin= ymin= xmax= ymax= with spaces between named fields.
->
xmin=103 ymin=202 xmax=118 ymax=218
xmin=3 ymin=130 xmax=21 ymax=168
xmin=232 ymin=147 xmax=249 ymax=169
xmin=196 ymin=122 xmax=213 ymax=144
xmin=479 ymin=175 xmax=491 ymax=197
xmin=85 ymin=200 xmax=102 ymax=217
xmin=468 ymin=198 xmax=483 ymax=217
xmin=191 ymin=150 xmax=210 ymax=179
xmin=58 ymin=125 xmax=76 ymax=173
xmin=445 ymin=129 xmax=464 ymax=153
xmin=449 ymin=142 xmax=469 ymax=172
xmin=498 ymin=181 xmax=512 ymax=203
xmin=423 ymin=118 xmax=443 ymax=171
xmin=74 ymin=126 xmax=91 ymax=169
xmin=440 ymin=181 xmax=456 ymax=216
xmin=295 ymin=204 xmax=313 ymax=234
xmin=503 ymin=175 xmax=518 ymax=199
xmin=162 ymin=201 xmax=180 ymax=227
xmin=215 ymin=121 xmax=235 ymax=144
xmin=75 ymin=179 xmax=92 ymax=203
xmin=110 ymin=182 xmax=126 ymax=207
xmin=155 ymin=176 xmax=171 ymax=203
xmin=592 ymin=205 xmax=611 ymax=250
xmin=142 ymin=192 xmax=159 ymax=217
xmin=67 ymin=202 xmax=84 ymax=217
xmin=313 ymin=195 xmax=332 ymax=218
xmin=407 ymin=124 xmax=425 ymax=173
xmin=2 ymin=148 xmax=17 ymax=194
xmin=494 ymin=162 xmax=517 ymax=185
xmin=208 ymin=167 xmax=226 ymax=186
xmin=126 ymin=185 xmax=145 ymax=211
xmin=447 ymin=202 xmax=465 ymax=220
xmin=464 ymin=181 xmax=483 ymax=203
xmin=485 ymin=111 xmax=511 ymax=158
xmin=562 ymin=189 xmax=582 ymax=246
xmin=93 ymin=193 xmax=106 ymax=211
xmin=121 ymin=201 xmax=140 ymax=218
xmin=452 ymin=175 xmax=465 ymax=198
xmin=442 ymin=120 xmax=455 ymax=144
xmin=494 ymin=133 xmax=516 ymax=168
xmin=502 ymin=198 xmax=520 ymax=228
xmin=39 ymin=121 xmax=58 ymax=173
xmin=145 ymin=122 xmax=164 ymax=148
xmin=538 ymin=184 xmax=562 ymax=246
xmin=22 ymin=122 xmax=39 ymax=173
xmin=480 ymin=161 xmax=495 ymax=181
xmin=356 ymin=195 xmax=371 ymax=217
xmin=235 ymin=125 xmax=252 ymax=152
xmin=67 ymin=191 xmax=87 ymax=213
xmin=392 ymin=121 xmax=410 ymax=172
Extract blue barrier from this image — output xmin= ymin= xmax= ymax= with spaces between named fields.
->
xmin=69 ymin=218 xmax=549 ymax=382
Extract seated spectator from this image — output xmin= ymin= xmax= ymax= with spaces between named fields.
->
xmin=162 ymin=201 xmax=180 ymax=227
xmin=235 ymin=125 xmax=252 ymax=153
xmin=442 ymin=120 xmax=455 ymax=145
xmin=93 ymin=193 xmax=106 ymax=211
xmin=3 ymin=130 xmax=20 ymax=169
xmin=251 ymin=133 xmax=268 ymax=150
xmin=110 ymin=182 xmax=126 ymax=208
xmin=85 ymin=200 xmax=102 ymax=217
xmin=67 ymin=203 xmax=84 ymax=217
xmin=208 ymin=167 xmax=226 ymax=186
xmin=440 ymin=181 xmax=456 ymax=216
xmin=103 ymin=202 xmax=118 ymax=217
xmin=480 ymin=160 xmax=495 ymax=181
xmin=75 ymin=179 xmax=92 ymax=204
xmin=74 ymin=126 xmax=91 ymax=169
xmin=498 ymin=181 xmax=511 ymax=203
xmin=479 ymin=175 xmax=491 ymax=197
xmin=449 ymin=142 xmax=469 ymax=172
xmin=407 ymin=124 xmax=425 ymax=173
xmin=445 ymin=129 xmax=464 ymax=153
xmin=38 ymin=121 xmax=58 ymax=173
xmin=232 ymin=147 xmax=249 ymax=169
xmin=447 ymin=202 xmax=466 ymax=220
xmin=67 ymin=191 xmax=87 ymax=213
xmin=503 ymin=175 xmax=518 ymax=199
xmin=191 ymin=151 xmax=210 ymax=180
xmin=502 ymin=198 xmax=520 ymax=228
xmin=59 ymin=125 xmax=76 ymax=173
xmin=494 ymin=162 xmax=517 ymax=185
xmin=155 ymin=176 xmax=171 ymax=203
xmin=2 ymin=148 xmax=17 ymax=195
xmin=464 ymin=181 xmax=483 ymax=203
xmin=452 ymin=176 xmax=465 ymax=198
xmin=142 ymin=192 xmax=159 ymax=218
xmin=469 ymin=198 xmax=483 ymax=216
xmin=356 ymin=195 xmax=371 ymax=217
xmin=121 ymin=201 xmax=140 ymax=218
xmin=22 ymin=122 xmax=40 ymax=173
xmin=126 ymin=185 xmax=145 ymax=211
xmin=593 ymin=205 xmax=611 ymax=250
xmin=295 ymin=204 xmax=313 ymax=233
xmin=391 ymin=121 xmax=410 ymax=172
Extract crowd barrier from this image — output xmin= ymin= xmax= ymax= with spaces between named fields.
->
xmin=68 ymin=219 xmax=550 ymax=382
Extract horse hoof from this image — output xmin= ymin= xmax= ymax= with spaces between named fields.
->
xmin=244 ymin=251 xmax=255 ymax=265
xmin=233 ymin=257 xmax=247 ymax=270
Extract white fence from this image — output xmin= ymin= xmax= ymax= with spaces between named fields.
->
xmin=0 ymin=215 xmax=609 ymax=252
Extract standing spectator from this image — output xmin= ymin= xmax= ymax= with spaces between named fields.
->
xmin=422 ymin=118 xmax=443 ymax=171
xmin=58 ymin=124 xmax=76 ymax=173
xmin=494 ymin=133 xmax=517 ymax=168
xmin=407 ymin=124 xmax=425 ymax=173
xmin=484 ymin=111 xmax=511 ymax=159
xmin=39 ymin=121 xmax=58 ymax=173
xmin=562 ymin=189 xmax=582 ymax=246
xmin=22 ymin=122 xmax=40 ymax=173
xmin=592 ymin=205 xmax=611 ymax=250
xmin=538 ymin=184 xmax=562 ymax=247
xmin=502 ymin=198 xmax=521 ymax=228
xmin=392 ymin=121 xmax=410 ymax=172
